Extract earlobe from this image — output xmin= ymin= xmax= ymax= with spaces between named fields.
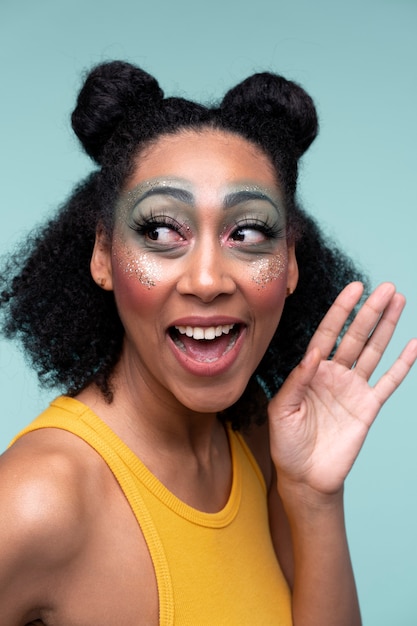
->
xmin=286 ymin=245 xmax=298 ymax=296
xmin=90 ymin=228 xmax=113 ymax=291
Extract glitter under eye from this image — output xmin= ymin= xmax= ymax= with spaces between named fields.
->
xmin=116 ymin=249 xmax=162 ymax=289
xmin=250 ymin=254 xmax=286 ymax=288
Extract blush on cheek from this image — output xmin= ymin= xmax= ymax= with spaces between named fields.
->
xmin=111 ymin=258 xmax=163 ymax=323
xmin=250 ymin=253 xmax=287 ymax=289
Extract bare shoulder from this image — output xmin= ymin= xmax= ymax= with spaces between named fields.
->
xmin=0 ymin=427 xmax=108 ymax=553
xmin=0 ymin=426 xmax=159 ymax=625
xmin=0 ymin=428 xmax=107 ymax=620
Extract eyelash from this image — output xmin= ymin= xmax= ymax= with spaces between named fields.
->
xmin=230 ymin=218 xmax=285 ymax=241
xmin=130 ymin=213 xmax=184 ymax=238
xmin=130 ymin=213 xmax=285 ymax=244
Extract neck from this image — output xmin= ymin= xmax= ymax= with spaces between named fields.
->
xmin=76 ymin=372 xmax=232 ymax=513
xmin=76 ymin=358 xmax=226 ymax=466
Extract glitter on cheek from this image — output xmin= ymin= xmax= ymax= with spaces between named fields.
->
xmin=250 ymin=254 xmax=287 ymax=289
xmin=115 ymin=246 xmax=162 ymax=290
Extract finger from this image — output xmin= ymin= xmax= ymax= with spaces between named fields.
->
xmin=373 ymin=338 xmax=417 ymax=406
xmin=354 ymin=293 xmax=406 ymax=380
xmin=307 ymin=282 xmax=365 ymax=359
xmin=333 ymin=282 xmax=397 ymax=369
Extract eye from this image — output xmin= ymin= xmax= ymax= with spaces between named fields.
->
xmin=230 ymin=226 xmax=269 ymax=244
xmin=144 ymin=224 xmax=184 ymax=244
xmin=131 ymin=214 xmax=187 ymax=247
xmin=229 ymin=219 xmax=284 ymax=246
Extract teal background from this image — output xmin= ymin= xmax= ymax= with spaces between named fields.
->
xmin=1 ymin=0 xmax=416 ymax=623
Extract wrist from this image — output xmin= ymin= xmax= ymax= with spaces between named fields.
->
xmin=277 ymin=475 xmax=345 ymax=523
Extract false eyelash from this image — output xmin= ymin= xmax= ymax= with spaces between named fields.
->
xmin=231 ymin=217 xmax=286 ymax=240
xmin=129 ymin=212 xmax=183 ymax=236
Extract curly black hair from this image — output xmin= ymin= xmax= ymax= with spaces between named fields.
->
xmin=0 ymin=60 xmax=367 ymax=430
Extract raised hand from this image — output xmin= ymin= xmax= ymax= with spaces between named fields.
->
xmin=268 ymin=282 xmax=417 ymax=496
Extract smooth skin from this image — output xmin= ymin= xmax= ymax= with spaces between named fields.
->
xmin=0 ymin=130 xmax=416 ymax=625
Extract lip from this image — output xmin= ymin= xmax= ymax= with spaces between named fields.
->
xmin=166 ymin=316 xmax=248 ymax=377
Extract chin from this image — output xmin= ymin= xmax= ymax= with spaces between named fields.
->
xmin=175 ymin=386 xmax=245 ymax=416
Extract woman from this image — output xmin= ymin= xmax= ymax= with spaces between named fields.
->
xmin=0 ymin=61 xmax=415 ymax=625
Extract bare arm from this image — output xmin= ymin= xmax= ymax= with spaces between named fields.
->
xmin=267 ymin=282 xmax=417 ymax=625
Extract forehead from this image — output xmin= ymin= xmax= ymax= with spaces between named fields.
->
xmin=125 ymin=129 xmax=278 ymax=192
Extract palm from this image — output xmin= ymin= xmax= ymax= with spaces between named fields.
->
xmin=268 ymin=282 xmax=417 ymax=495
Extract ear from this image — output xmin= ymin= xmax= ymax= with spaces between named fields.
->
xmin=286 ymin=244 xmax=298 ymax=296
xmin=90 ymin=227 xmax=113 ymax=291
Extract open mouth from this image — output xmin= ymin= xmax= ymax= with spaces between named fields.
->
xmin=168 ymin=323 xmax=242 ymax=363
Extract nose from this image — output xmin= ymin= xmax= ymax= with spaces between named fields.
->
xmin=176 ymin=242 xmax=237 ymax=302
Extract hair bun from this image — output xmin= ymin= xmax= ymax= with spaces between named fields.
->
xmin=71 ymin=61 xmax=164 ymax=165
xmin=221 ymin=72 xmax=318 ymax=158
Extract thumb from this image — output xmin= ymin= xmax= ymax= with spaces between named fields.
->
xmin=269 ymin=347 xmax=322 ymax=417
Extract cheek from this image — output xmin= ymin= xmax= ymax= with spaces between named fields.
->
xmin=113 ymin=242 xmax=162 ymax=289
xmin=111 ymin=244 xmax=165 ymax=316
xmin=245 ymin=252 xmax=289 ymax=332
xmin=249 ymin=253 xmax=287 ymax=289
xmin=248 ymin=252 xmax=288 ymax=309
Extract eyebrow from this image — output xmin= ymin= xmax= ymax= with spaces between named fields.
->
xmin=132 ymin=186 xmax=194 ymax=205
xmin=130 ymin=185 xmax=280 ymax=212
xmin=223 ymin=190 xmax=280 ymax=211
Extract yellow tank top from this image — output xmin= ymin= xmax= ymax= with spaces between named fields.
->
xmin=11 ymin=396 xmax=292 ymax=625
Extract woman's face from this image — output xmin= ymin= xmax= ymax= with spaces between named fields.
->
xmin=92 ymin=129 xmax=298 ymax=414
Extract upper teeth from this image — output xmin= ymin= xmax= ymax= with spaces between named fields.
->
xmin=175 ymin=324 xmax=235 ymax=340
